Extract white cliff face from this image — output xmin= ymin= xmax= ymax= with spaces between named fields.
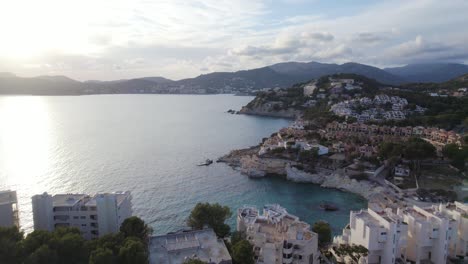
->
xmin=286 ymin=166 xmax=384 ymax=199
xmin=240 ymin=155 xmax=293 ymax=178
xmin=233 ymin=153 xmax=383 ymax=199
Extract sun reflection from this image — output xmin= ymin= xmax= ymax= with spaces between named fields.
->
xmin=0 ymin=96 xmax=52 ymax=190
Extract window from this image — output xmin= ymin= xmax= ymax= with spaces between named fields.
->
xmin=80 ymin=216 xmax=86 ymax=219
xmin=81 ymin=224 xmax=87 ymax=227
xmin=73 ymin=216 xmax=79 ymax=219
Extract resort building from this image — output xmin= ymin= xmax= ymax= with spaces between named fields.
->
xmin=149 ymin=228 xmax=232 ymax=264
xmin=334 ymin=203 xmax=468 ymax=263
xmin=396 ymin=205 xmax=454 ymax=264
xmin=237 ymin=204 xmax=319 ymax=264
xmin=32 ymin=191 xmax=132 ymax=239
xmin=428 ymin=202 xmax=468 ymax=259
xmin=0 ymin=190 xmax=19 ymax=228
xmin=333 ymin=207 xmax=408 ymax=264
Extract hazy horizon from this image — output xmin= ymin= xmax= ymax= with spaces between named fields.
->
xmin=1 ymin=0 xmax=468 ymax=81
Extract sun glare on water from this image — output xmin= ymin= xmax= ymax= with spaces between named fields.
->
xmin=0 ymin=96 xmax=52 ymax=190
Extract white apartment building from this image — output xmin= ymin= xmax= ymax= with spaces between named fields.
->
xmin=237 ymin=204 xmax=319 ymax=264
xmin=0 ymin=190 xmax=19 ymax=228
xmin=396 ymin=205 xmax=454 ymax=264
xmin=303 ymin=83 xmax=317 ymax=96
xmin=334 ymin=207 xmax=408 ymax=264
xmin=429 ymin=202 xmax=468 ymax=259
xmin=32 ymin=191 xmax=132 ymax=239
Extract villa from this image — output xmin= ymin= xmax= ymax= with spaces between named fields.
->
xmin=149 ymin=228 xmax=232 ymax=264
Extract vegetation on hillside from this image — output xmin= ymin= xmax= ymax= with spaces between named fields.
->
xmin=402 ymin=73 xmax=468 ymax=91
xmin=0 ymin=216 xmax=151 ymax=264
xmin=377 ymin=90 xmax=468 ymax=130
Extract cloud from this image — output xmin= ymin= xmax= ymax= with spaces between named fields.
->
xmin=382 ymin=35 xmax=468 ymax=64
xmin=301 ymin=32 xmax=334 ymax=42
xmin=1 ymin=0 xmax=468 ymax=80
xmin=353 ymin=32 xmax=387 ymax=44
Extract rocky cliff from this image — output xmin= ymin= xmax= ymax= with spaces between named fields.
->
xmin=238 ymin=105 xmax=298 ymax=118
xmin=286 ymin=166 xmax=384 ymax=199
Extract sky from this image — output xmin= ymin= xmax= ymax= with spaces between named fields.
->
xmin=0 ymin=0 xmax=467 ymax=81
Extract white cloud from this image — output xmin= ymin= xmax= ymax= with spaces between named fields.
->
xmin=0 ymin=0 xmax=467 ymax=80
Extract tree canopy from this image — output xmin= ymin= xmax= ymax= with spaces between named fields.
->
xmin=187 ymin=202 xmax=232 ymax=238
xmin=312 ymin=221 xmax=332 ymax=247
xmin=231 ymin=240 xmax=254 ymax=264
xmin=379 ymin=138 xmax=436 ymax=161
xmin=120 ymin=216 xmax=152 ymax=244
xmin=403 ymin=137 xmax=436 ymax=161
xmin=0 ymin=216 xmax=150 ymax=264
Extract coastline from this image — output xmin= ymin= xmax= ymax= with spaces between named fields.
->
xmin=218 ymin=148 xmax=382 ymax=200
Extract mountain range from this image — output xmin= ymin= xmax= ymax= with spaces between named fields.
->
xmin=1 ymin=62 xmax=468 ymax=95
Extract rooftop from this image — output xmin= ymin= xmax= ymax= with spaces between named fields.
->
xmin=149 ymin=229 xmax=231 ymax=264
xmin=52 ymin=194 xmax=89 ymax=207
xmin=0 ymin=190 xmax=17 ymax=205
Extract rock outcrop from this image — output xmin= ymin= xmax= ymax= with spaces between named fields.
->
xmin=220 ymin=151 xmax=383 ymax=199
xmin=286 ymin=166 xmax=384 ymax=199
xmin=238 ymin=106 xmax=298 ymax=119
xmin=239 ymin=155 xmax=294 ymax=177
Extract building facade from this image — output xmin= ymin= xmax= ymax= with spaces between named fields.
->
xmin=0 ymin=190 xmax=19 ymax=228
xmin=335 ymin=204 xmax=465 ymax=264
xmin=334 ymin=208 xmax=408 ymax=264
xmin=32 ymin=191 xmax=132 ymax=239
xmin=237 ymin=204 xmax=319 ymax=264
xmin=397 ymin=206 xmax=454 ymax=264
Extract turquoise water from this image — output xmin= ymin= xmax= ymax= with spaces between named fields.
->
xmin=0 ymin=94 xmax=365 ymax=235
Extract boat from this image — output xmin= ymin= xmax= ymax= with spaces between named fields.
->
xmin=197 ymin=159 xmax=213 ymax=166
xmin=319 ymin=202 xmax=338 ymax=211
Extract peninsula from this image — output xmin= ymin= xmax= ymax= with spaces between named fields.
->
xmin=220 ymin=73 xmax=468 ymax=206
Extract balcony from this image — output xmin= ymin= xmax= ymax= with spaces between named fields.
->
xmin=54 ymin=215 xmax=70 ymax=221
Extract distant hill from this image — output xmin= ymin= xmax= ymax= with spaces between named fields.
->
xmin=402 ymin=73 xmax=468 ymax=91
xmin=385 ymin=63 xmax=468 ymax=83
xmin=0 ymin=75 xmax=85 ymax=95
xmin=270 ymin=61 xmax=404 ymax=85
xmin=137 ymin=76 xmax=174 ymax=84
xmin=0 ymin=72 xmax=16 ymax=78
xmin=1 ymin=61 xmax=468 ymax=95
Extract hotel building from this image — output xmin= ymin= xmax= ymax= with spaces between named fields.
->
xmin=237 ymin=204 xmax=319 ymax=264
xmin=32 ymin=191 xmax=132 ymax=239
xmin=334 ymin=207 xmax=408 ymax=264
xmin=0 ymin=190 xmax=19 ymax=228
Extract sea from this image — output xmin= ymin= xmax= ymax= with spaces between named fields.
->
xmin=0 ymin=94 xmax=366 ymax=235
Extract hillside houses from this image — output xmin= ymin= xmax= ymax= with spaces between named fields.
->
xmin=330 ymin=95 xmax=425 ymax=123
xmin=324 ymin=122 xmax=463 ymax=146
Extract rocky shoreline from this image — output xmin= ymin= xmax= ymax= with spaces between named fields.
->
xmin=219 ymin=148 xmax=383 ymax=200
xmin=286 ymin=166 xmax=384 ymax=199
xmin=238 ymin=106 xmax=298 ymax=119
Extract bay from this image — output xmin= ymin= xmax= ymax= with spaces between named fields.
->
xmin=0 ymin=94 xmax=365 ymax=235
